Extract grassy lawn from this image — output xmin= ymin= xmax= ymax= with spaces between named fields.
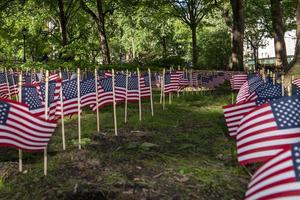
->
xmin=0 ymin=85 xmax=250 ymax=200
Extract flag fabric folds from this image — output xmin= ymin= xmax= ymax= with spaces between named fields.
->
xmin=245 ymin=142 xmax=300 ymax=200
xmin=236 ymin=95 xmax=300 ymax=165
xmin=0 ymin=98 xmax=57 ymax=151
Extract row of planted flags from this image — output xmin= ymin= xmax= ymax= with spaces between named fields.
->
xmin=0 ymin=67 xmax=232 ymax=175
xmin=224 ymin=73 xmax=300 ymax=200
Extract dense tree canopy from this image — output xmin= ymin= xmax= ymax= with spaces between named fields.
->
xmin=0 ymin=0 xmax=298 ymax=71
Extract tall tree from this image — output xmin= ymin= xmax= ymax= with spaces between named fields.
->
xmin=289 ymin=0 xmax=300 ymax=74
xmin=167 ymin=0 xmax=218 ymax=68
xmin=270 ymin=0 xmax=288 ymax=71
xmin=230 ymin=0 xmax=244 ymax=71
xmin=80 ymin=0 xmax=112 ymax=64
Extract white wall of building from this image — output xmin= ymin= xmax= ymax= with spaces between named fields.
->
xmin=258 ymin=30 xmax=296 ymax=59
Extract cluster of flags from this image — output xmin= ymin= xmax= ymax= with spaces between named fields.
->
xmin=0 ymin=68 xmax=231 ymax=175
xmin=224 ymin=73 xmax=300 ymax=199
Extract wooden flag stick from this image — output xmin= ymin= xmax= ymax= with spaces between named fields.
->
xmin=125 ymin=70 xmax=129 ymax=123
xmin=5 ymin=68 xmax=11 ymax=99
xmin=169 ymin=68 xmax=172 ymax=105
xmin=281 ymin=75 xmax=285 ymax=97
xmin=159 ymin=73 xmax=163 ymax=104
xmin=148 ymin=68 xmax=154 ymax=116
xmin=18 ymin=72 xmax=22 ymax=172
xmin=59 ymin=71 xmax=66 ymax=150
xmin=77 ymin=68 xmax=82 ymax=149
xmin=163 ymin=68 xmax=166 ymax=110
xmin=11 ymin=69 xmax=18 ymax=101
xmin=44 ymin=70 xmax=49 ymax=176
xmin=95 ymin=68 xmax=100 ymax=132
xmin=112 ymin=69 xmax=118 ymax=136
xmin=137 ymin=68 xmax=142 ymax=121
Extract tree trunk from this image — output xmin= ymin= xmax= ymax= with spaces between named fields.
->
xmin=289 ymin=0 xmax=300 ymax=74
xmin=191 ymin=24 xmax=198 ymax=68
xmin=230 ymin=0 xmax=244 ymax=71
xmin=96 ymin=0 xmax=111 ymax=64
xmin=253 ymin=47 xmax=258 ymax=71
xmin=58 ymin=0 xmax=68 ymax=46
xmin=162 ymin=36 xmax=167 ymax=58
xmin=270 ymin=0 xmax=288 ymax=71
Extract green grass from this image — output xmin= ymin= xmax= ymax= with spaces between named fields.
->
xmin=0 ymin=85 xmax=250 ymax=200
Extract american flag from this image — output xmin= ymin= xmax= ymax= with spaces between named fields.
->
xmin=244 ymin=82 xmax=283 ymax=102
xmin=0 ymin=72 xmax=9 ymax=98
xmin=223 ymin=83 xmax=283 ymax=138
xmin=36 ymin=80 xmax=62 ymax=120
xmin=245 ymin=142 xmax=300 ymax=200
xmin=21 ymin=84 xmax=44 ymax=117
xmin=60 ymin=79 xmax=79 ymax=116
xmin=236 ymin=75 xmax=263 ymax=103
xmin=236 ymin=95 xmax=300 ymax=165
xmin=22 ymin=72 xmax=32 ymax=84
xmin=115 ymin=73 xmax=127 ymax=101
xmin=177 ymin=71 xmax=189 ymax=89
xmin=224 ymin=99 xmax=268 ymax=138
xmin=293 ymin=77 xmax=300 ymax=88
xmin=92 ymin=77 xmax=114 ymax=110
xmin=164 ymin=72 xmax=179 ymax=93
xmin=80 ymin=77 xmax=96 ymax=108
xmin=140 ymin=73 xmax=151 ymax=98
xmin=49 ymin=73 xmax=59 ymax=81
xmin=232 ymin=74 xmax=248 ymax=91
xmin=7 ymin=72 xmax=18 ymax=96
xmin=127 ymin=75 xmax=139 ymax=102
xmin=201 ymin=76 xmax=214 ymax=90
xmin=0 ymin=98 xmax=57 ymax=151
xmin=191 ymin=72 xmax=198 ymax=87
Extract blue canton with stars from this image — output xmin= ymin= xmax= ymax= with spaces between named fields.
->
xmin=62 ymin=79 xmax=78 ymax=100
xmin=143 ymin=74 xmax=150 ymax=87
xmin=128 ymin=76 xmax=138 ymax=90
xmin=38 ymin=81 xmax=58 ymax=106
xmin=292 ymin=142 xmax=300 ymax=181
xmin=248 ymin=76 xmax=264 ymax=93
xmin=0 ymin=73 xmax=7 ymax=84
xmin=270 ymin=96 xmax=300 ymax=129
xmin=80 ymin=78 xmax=95 ymax=96
xmin=115 ymin=74 xmax=126 ymax=88
xmin=165 ymin=73 xmax=171 ymax=84
xmin=99 ymin=77 xmax=112 ymax=92
xmin=22 ymin=85 xmax=43 ymax=110
xmin=292 ymin=84 xmax=300 ymax=96
xmin=202 ymin=76 xmax=210 ymax=83
xmin=0 ymin=101 xmax=10 ymax=125
xmin=23 ymin=73 xmax=32 ymax=83
xmin=256 ymin=83 xmax=282 ymax=99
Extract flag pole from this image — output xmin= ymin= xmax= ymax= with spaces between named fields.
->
xmin=163 ymin=68 xmax=166 ymax=110
xmin=18 ymin=72 xmax=22 ymax=173
xmin=125 ymin=69 xmax=128 ymax=123
xmin=77 ymin=68 xmax=82 ymax=149
xmin=137 ymin=68 xmax=142 ymax=121
xmin=169 ymin=68 xmax=172 ymax=105
xmin=59 ymin=70 xmax=66 ymax=150
xmin=160 ymin=72 xmax=163 ymax=104
xmin=44 ymin=70 xmax=49 ymax=176
xmin=95 ymin=68 xmax=100 ymax=132
xmin=11 ymin=69 xmax=18 ymax=101
xmin=112 ymin=69 xmax=118 ymax=136
xmin=148 ymin=68 xmax=154 ymax=116
xmin=5 ymin=68 xmax=11 ymax=99
xmin=281 ymin=75 xmax=285 ymax=97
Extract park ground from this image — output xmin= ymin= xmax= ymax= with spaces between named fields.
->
xmin=0 ymin=84 xmax=250 ymax=200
